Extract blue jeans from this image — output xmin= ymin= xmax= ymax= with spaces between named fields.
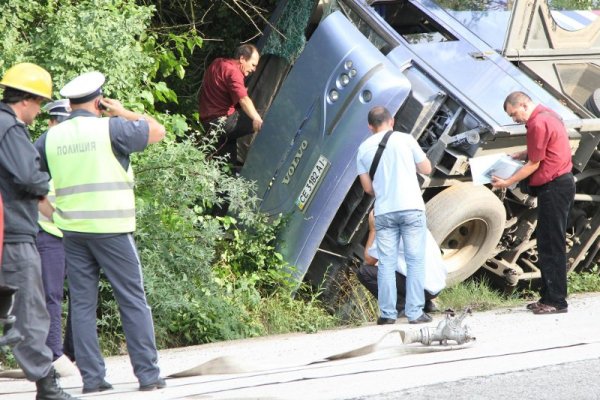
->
xmin=375 ymin=210 xmax=427 ymax=320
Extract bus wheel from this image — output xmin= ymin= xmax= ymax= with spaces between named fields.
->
xmin=426 ymin=183 xmax=506 ymax=286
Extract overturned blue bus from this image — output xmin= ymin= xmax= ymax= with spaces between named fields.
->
xmin=241 ymin=0 xmax=600 ymax=303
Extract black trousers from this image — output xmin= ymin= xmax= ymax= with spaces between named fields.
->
xmin=202 ymin=110 xmax=253 ymax=165
xmin=535 ymin=172 xmax=575 ymax=309
xmin=357 ymin=265 xmax=436 ymax=312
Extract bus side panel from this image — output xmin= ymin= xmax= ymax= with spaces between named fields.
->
xmin=242 ymin=11 xmax=412 ymax=280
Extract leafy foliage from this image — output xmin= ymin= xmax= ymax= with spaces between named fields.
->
xmin=0 ymin=0 xmax=201 ymax=138
xmin=29 ymin=1 xmax=154 ymax=102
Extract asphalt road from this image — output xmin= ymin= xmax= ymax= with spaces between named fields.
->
xmin=2 ymin=293 xmax=600 ymax=399
xmin=352 ymin=358 xmax=600 ymax=400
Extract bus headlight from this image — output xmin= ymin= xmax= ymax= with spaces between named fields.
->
xmin=360 ymin=90 xmax=372 ymax=103
xmin=338 ymin=73 xmax=350 ymax=87
xmin=329 ymin=89 xmax=340 ymax=103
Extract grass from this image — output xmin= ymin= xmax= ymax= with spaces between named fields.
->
xmin=330 ymin=264 xmax=600 ymax=326
xmin=568 ymin=266 xmax=600 ymax=293
xmin=436 ymin=278 xmax=523 ymax=312
xmin=328 ymin=268 xmax=528 ymax=324
xmin=253 ymin=291 xmax=338 ymax=335
xmin=328 ymin=272 xmax=533 ymax=325
xmin=330 ymin=274 xmax=378 ymax=324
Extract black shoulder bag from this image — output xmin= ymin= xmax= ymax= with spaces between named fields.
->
xmin=369 ymin=130 xmax=393 ymax=181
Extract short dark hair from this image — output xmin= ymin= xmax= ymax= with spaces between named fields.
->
xmin=504 ymin=91 xmax=531 ymax=111
xmin=50 ymin=115 xmax=68 ymax=124
xmin=234 ymin=44 xmax=258 ymax=60
xmin=368 ymin=106 xmax=393 ymax=129
xmin=1 ymin=87 xmax=40 ymax=104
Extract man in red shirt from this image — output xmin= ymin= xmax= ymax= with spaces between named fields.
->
xmin=492 ymin=91 xmax=575 ymax=314
xmin=198 ymin=44 xmax=263 ymax=166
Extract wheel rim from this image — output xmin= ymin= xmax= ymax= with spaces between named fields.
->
xmin=440 ymin=218 xmax=490 ymax=275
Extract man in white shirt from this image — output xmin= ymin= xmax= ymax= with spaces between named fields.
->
xmin=356 ymin=106 xmax=432 ymax=324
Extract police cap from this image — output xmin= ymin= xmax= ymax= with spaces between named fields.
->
xmin=59 ymin=71 xmax=105 ymax=104
xmin=43 ymin=99 xmax=71 ymax=117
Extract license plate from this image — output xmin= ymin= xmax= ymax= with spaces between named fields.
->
xmin=296 ymin=155 xmax=330 ymax=211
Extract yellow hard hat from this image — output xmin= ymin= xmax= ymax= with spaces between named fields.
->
xmin=0 ymin=63 xmax=52 ymax=100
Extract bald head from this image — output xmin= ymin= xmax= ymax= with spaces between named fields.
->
xmin=504 ymin=91 xmax=535 ymax=124
xmin=504 ymin=91 xmax=532 ymax=111
xmin=367 ymin=106 xmax=394 ymax=132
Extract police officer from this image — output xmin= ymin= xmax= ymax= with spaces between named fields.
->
xmin=0 ymin=63 xmax=77 ymax=400
xmin=35 ymin=71 xmax=167 ymax=393
xmin=35 ymin=99 xmax=78 ymax=374
xmin=43 ymin=99 xmax=70 ymax=123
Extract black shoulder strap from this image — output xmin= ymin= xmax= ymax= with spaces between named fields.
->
xmin=369 ymin=130 xmax=393 ymax=181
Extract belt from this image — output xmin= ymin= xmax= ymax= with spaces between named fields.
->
xmin=535 ymin=172 xmax=573 ymax=189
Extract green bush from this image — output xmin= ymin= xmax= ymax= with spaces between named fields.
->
xmin=128 ymin=131 xmax=334 ymax=348
xmin=132 ymin=133 xmax=262 ymax=346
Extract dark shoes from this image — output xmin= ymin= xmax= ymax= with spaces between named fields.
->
xmin=139 ymin=377 xmax=167 ymax=391
xmin=397 ymin=299 xmax=438 ymax=316
xmin=409 ymin=313 xmax=433 ymax=324
xmin=376 ymin=317 xmax=396 ymax=325
xmin=527 ymin=300 xmax=568 ymax=314
xmin=35 ymin=367 xmax=79 ymax=400
xmin=532 ymin=303 xmax=568 ymax=315
xmin=82 ymin=380 xmax=113 ymax=394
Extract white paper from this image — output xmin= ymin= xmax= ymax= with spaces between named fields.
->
xmin=469 ymin=154 xmax=524 ymax=185
xmin=367 ymin=230 xmax=447 ymax=294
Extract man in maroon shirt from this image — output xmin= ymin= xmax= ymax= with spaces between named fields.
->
xmin=492 ymin=91 xmax=575 ymax=314
xmin=198 ymin=44 xmax=263 ymax=166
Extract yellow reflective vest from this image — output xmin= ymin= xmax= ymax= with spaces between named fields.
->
xmin=45 ymin=117 xmax=136 ymax=233
xmin=38 ymin=180 xmax=63 ymax=238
